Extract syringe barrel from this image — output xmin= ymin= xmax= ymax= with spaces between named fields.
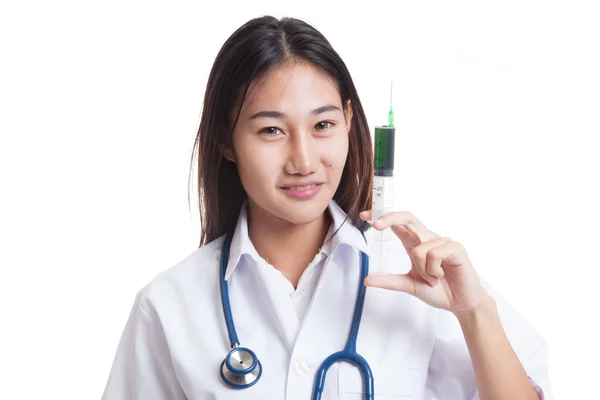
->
xmin=374 ymin=125 xmax=395 ymax=177
xmin=372 ymin=175 xmax=394 ymax=221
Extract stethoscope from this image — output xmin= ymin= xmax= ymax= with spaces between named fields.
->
xmin=218 ymin=231 xmax=374 ymax=399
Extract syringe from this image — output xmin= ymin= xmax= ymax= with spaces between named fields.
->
xmin=372 ymin=82 xmax=396 ymax=274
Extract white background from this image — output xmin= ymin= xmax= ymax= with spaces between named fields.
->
xmin=1 ymin=1 xmax=598 ymax=398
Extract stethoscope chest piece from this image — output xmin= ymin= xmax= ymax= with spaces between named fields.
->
xmin=220 ymin=346 xmax=262 ymax=389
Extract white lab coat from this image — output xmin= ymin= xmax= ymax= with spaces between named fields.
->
xmin=101 ymin=201 xmax=551 ymax=399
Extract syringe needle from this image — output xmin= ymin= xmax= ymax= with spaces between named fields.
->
xmin=388 ymin=81 xmax=394 ymax=127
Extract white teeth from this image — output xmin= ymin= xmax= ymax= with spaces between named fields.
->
xmin=286 ymin=184 xmax=317 ymax=191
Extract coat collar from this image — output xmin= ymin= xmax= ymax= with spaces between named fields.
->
xmin=224 ymin=200 xmax=370 ymax=280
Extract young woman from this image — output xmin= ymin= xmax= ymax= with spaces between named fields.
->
xmin=101 ymin=16 xmax=551 ymax=400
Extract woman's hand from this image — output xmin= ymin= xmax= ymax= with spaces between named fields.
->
xmin=360 ymin=210 xmax=490 ymax=315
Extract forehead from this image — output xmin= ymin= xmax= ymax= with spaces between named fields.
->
xmin=240 ymin=62 xmax=342 ymax=115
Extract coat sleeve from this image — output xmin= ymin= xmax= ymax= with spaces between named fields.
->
xmin=424 ymin=281 xmax=553 ymax=400
xmin=101 ymin=290 xmax=187 ymax=400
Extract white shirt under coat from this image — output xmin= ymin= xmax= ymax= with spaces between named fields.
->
xmin=101 ymin=201 xmax=551 ymax=399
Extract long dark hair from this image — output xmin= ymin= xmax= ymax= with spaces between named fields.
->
xmin=189 ymin=16 xmax=373 ymax=247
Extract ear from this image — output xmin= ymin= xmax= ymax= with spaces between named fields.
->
xmin=344 ymin=100 xmax=353 ymax=132
xmin=220 ymin=145 xmax=236 ymax=163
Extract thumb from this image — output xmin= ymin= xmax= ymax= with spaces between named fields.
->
xmin=364 ymin=274 xmax=416 ymax=296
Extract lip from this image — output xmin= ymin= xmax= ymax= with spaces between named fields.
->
xmin=279 ymin=181 xmax=324 ymax=188
xmin=280 ymin=182 xmax=324 ymax=200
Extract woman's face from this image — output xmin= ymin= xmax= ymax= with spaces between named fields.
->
xmin=224 ymin=62 xmax=353 ymax=226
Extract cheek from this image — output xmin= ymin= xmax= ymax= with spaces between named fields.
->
xmin=324 ymin=135 xmax=349 ymax=170
xmin=234 ymin=145 xmax=279 ymax=185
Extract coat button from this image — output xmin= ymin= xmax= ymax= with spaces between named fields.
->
xmin=292 ymin=359 xmax=310 ymax=376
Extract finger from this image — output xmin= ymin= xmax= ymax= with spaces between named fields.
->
xmin=410 ymin=237 xmax=452 ymax=284
xmin=425 ymin=244 xmax=447 ymax=279
xmin=393 ymin=225 xmax=414 ymax=243
xmin=360 ymin=208 xmax=403 ymax=223
xmin=359 ymin=209 xmax=374 ymax=223
xmin=365 ymin=273 xmax=417 ymax=295
xmin=372 ymin=211 xmax=440 ymax=244
xmin=361 ymin=210 xmax=418 ymax=253
xmin=427 ymin=240 xmax=466 ymax=270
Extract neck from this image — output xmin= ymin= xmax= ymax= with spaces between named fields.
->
xmin=247 ymin=201 xmax=331 ymax=289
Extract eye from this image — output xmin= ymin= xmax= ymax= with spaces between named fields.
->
xmin=314 ymin=121 xmax=335 ymax=131
xmin=259 ymin=127 xmax=282 ymax=136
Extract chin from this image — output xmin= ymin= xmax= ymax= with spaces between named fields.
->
xmin=272 ymin=197 xmax=331 ymax=225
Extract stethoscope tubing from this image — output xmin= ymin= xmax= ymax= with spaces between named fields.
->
xmin=218 ymin=231 xmax=374 ymax=399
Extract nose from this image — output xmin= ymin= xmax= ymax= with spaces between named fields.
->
xmin=284 ymin=132 xmax=318 ymax=176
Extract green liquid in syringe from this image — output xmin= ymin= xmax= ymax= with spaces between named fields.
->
xmin=374 ymin=126 xmax=395 ymax=177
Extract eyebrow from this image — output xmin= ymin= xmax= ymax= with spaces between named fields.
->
xmin=248 ymin=104 xmax=342 ymax=120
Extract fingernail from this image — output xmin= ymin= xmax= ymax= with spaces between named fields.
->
xmin=429 ymin=277 xmax=439 ymax=287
